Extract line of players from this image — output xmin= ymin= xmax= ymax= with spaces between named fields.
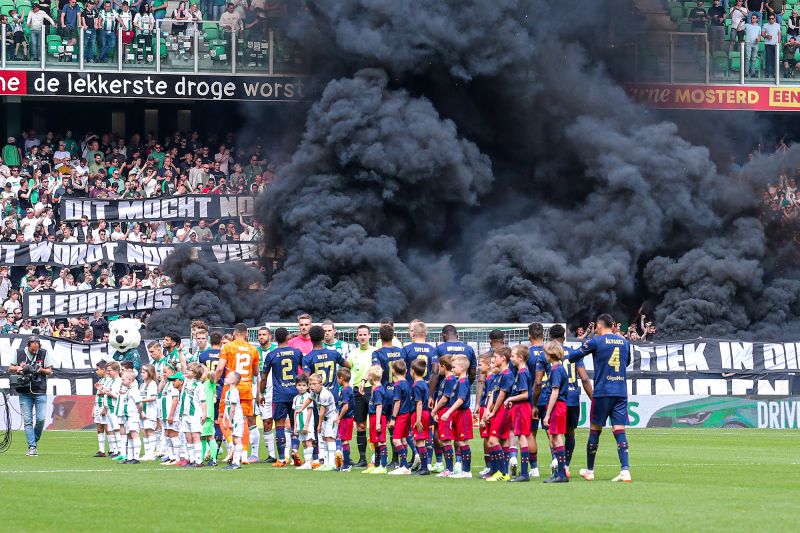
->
xmin=90 ymin=314 xmax=633 ymax=481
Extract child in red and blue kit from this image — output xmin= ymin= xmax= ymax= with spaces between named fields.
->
xmin=477 ymin=354 xmax=495 ymax=476
xmin=431 ymin=355 xmax=456 ymax=477
xmin=364 ymin=365 xmax=388 ymax=475
xmin=336 ymin=367 xmax=354 ymax=472
xmin=410 ymin=358 xmax=431 ymax=476
xmin=543 ymin=341 xmax=569 ymax=483
xmin=441 ymin=355 xmax=473 ymax=479
xmin=482 ymin=347 xmax=513 ymax=482
xmin=506 ymin=345 xmax=534 ymax=482
xmin=388 ymin=359 xmax=414 ymax=475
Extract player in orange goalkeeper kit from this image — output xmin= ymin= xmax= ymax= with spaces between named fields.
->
xmin=216 ymin=323 xmax=260 ymax=463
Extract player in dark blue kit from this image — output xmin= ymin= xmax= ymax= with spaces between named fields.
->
xmin=259 ymin=327 xmax=303 ymax=468
xmin=303 ymin=325 xmax=351 ymax=401
xmin=526 ymin=322 xmax=546 ymax=478
xmin=567 ymin=314 xmax=632 ymax=482
xmin=435 ymin=325 xmax=477 ymax=384
xmin=372 ymin=325 xmax=406 ymax=468
xmin=401 ymin=320 xmax=436 ymax=469
xmin=548 ymin=324 xmax=593 ymax=477
xmin=335 ymin=367 xmax=355 ymax=471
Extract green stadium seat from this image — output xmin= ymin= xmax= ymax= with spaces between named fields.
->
xmin=670 ymin=5 xmax=684 ymax=20
xmin=679 ymin=21 xmax=693 ymax=32
xmin=204 ymin=27 xmax=219 ymax=40
xmin=729 ymin=51 xmax=741 ymax=72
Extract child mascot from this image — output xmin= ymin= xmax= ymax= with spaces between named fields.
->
xmin=109 ymin=318 xmax=144 ymax=383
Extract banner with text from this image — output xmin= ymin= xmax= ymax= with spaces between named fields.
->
xmin=626 ymin=83 xmax=800 ymax=111
xmin=22 ymin=288 xmax=174 ymax=318
xmin=0 ymin=241 xmax=257 ymax=268
xmin=59 ymin=194 xmax=254 ymax=221
xmin=0 ymin=71 xmax=306 ymax=101
xmin=565 ymin=338 xmax=800 ymax=396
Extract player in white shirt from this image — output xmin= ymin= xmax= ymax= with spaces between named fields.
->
xmin=292 ymin=375 xmax=316 ymax=470
xmin=309 ymin=372 xmax=339 ymax=472
xmin=222 ymin=371 xmax=245 ymax=470
xmin=162 ymin=367 xmax=184 ymax=465
xmin=139 ymin=365 xmax=159 ymax=460
xmin=93 ymin=360 xmax=111 ymax=457
xmin=100 ymin=362 xmax=124 ymax=458
xmin=180 ymin=363 xmax=208 ymax=467
xmin=120 ymin=369 xmax=143 ymax=463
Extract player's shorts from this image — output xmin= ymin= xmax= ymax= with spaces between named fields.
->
xmin=436 ymin=413 xmax=454 ymax=442
xmin=392 ymin=412 xmax=412 ymax=440
xmin=231 ymin=417 xmax=245 ymax=438
xmin=181 ymin=415 xmax=203 ymax=434
xmin=511 ymin=402 xmax=532 ymax=437
xmin=124 ymin=417 xmax=141 ymax=434
xmin=320 ymin=417 xmax=338 ymax=439
xmin=105 ymin=413 xmax=122 ymax=428
xmin=566 ymin=404 xmax=580 ymax=430
xmin=548 ymin=401 xmax=567 ymax=436
xmin=297 ymin=427 xmax=316 ymax=442
xmin=272 ymin=401 xmax=293 ymax=422
xmin=354 ymin=389 xmax=370 ymax=424
xmin=140 ymin=418 xmax=157 ymax=431
xmin=240 ymin=397 xmax=254 ymax=418
xmin=532 ymin=404 xmax=549 ymax=431
xmin=92 ymin=404 xmax=105 ymax=425
xmin=411 ymin=410 xmax=430 ymax=441
xmin=201 ymin=415 xmax=215 ymax=437
xmin=338 ymin=417 xmax=354 ymax=442
xmin=259 ymin=398 xmax=273 ymax=420
xmin=479 ymin=406 xmax=490 ymax=439
xmin=164 ymin=417 xmax=181 ymax=432
xmin=368 ymin=413 xmax=387 ymax=444
xmin=489 ymin=404 xmax=511 ymax=440
xmin=451 ymin=408 xmax=473 ymax=442
xmin=590 ymin=396 xmax=629 ymax=427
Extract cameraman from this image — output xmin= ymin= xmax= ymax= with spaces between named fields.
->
xmin=8 ymin=336 xmax=54 ymax=456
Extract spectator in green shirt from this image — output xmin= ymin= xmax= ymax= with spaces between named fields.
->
xmin=3 ymin=137 xmax=20 ymax=167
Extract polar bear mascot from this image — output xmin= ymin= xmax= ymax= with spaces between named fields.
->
xmin=109 ymin=318 xmax=144 ymax=383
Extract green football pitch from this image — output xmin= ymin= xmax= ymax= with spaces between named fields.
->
xmin=0 ymin=429 xmax=795 ymax=532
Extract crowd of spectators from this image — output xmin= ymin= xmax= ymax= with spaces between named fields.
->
xmin=574 ymin=314 xmax=657 ymax=342
xmin=0 ymin=0 xmax=293 ymax=65
xmin=0 ymin=128 xmax=272 ymax=336
xmin=761 ymin=168 xmax=800 ymax=241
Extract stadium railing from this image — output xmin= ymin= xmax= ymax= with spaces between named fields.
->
xmin=0 ymin=18 xmax=304 ymax=76
xmin=610 ymin=31 xmax=786 ymax=85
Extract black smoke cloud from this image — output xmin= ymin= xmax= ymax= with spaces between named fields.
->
xmin=155 ymin=0 xmax=799 ymax=339
xmin=257 ymin=69 xmax=492 ymax=321
xmin=145 ymin=246 xmax=266 ymax=336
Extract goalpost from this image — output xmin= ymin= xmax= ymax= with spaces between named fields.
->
xmin=243 ymin=322 xmax=566 ymax=352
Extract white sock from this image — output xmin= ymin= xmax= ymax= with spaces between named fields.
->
xmin=132 ymin=436 xmax=141 ymax=460
xmin=233 ymin=443 xmax=243 ymax=466
xmin=170 ymin=437 xmax=181 ymax=460
xmin=159 ymin=430 xmax=167 ymax=453
xmin=328 ymin=441 xmax=337 ymax=466
xmin=108 ymin=432 xmax=117 ymax=453
xmin=187 ymin=442 xmax=195 ymax=463
xmin=249 ymin=426 xmax=260 ymax=458
xmin=121 ymin=434 xmax=129 ymax=457
xmin=284 ymin=436 xmax=292 ymax=458
xmin=179 ymin=431 xmax=188 ymax=458
xmin=264 ymin=430 xmax=275 ymax=458
xmin=148 ymin=436 xmax=156 ymax=456
xmin=97 ymin=432 xmax=106 ymax=453
xmin=194 ymin=442 xmax=202 ymax=464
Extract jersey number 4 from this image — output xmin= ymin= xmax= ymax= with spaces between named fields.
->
xmin=609 ymin=348 xmax=621 ymax=372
